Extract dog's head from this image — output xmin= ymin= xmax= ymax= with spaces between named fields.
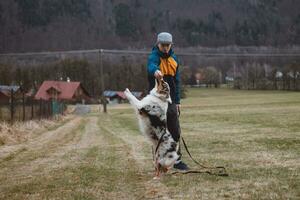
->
xmin=150 ymin=78 xmax=172 ymax=103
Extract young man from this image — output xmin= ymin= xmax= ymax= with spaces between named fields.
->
xmin=147 ymin=32 xmax=189 ymax=170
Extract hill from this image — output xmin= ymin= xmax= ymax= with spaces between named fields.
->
xmin=0 ymin=0 xmax=300 ymax=53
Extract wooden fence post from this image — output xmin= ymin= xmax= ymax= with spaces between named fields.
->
xmin=31 ymin=99 xmax=34 ymax=120
xmin=39 ymin=98 xmax=42 ymax=120
xmin=50 ymin=99 xmax=53 ymax=119
xmin=22 ymin=92 xmax=25 ymax=121
xmin=10 ymin=89 xmax=14 ymax=124
xmin=48 ymin=100 xmax=51 ymax=119
xmin=99 ymin=49 xmax=107 ymax=113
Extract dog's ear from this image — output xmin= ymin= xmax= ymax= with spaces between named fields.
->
xmin=155 ymin=78 xmax=161 ymax=90
xmin=156 ymin=78 xmax=164 ymax=91
xmin=154 ymin=78 xmax=158 ymax=89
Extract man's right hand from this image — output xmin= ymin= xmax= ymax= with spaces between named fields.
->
xmin=154 ymin=70 xmax=163 ymax=79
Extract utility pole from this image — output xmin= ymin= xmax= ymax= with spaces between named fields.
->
xmin=99 ymin=49 xmax=107 ymax=113
xmin=10 ymin=88 xmax=14 ymax=124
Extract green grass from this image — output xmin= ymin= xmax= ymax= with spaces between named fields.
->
xmin=0 ymin=88 xmax=299 ymax=199
xmin=161 ymin=88 xmax=300 ymax=199
xmin=111 ymin=88 xmax=300 ymax=199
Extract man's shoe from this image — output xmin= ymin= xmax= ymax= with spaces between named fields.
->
xmin=173 ymin=161 xmax=189 ymax=171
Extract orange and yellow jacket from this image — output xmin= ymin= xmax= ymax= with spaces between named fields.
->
xmin=147 ymin=46 xmax=180 ymax=104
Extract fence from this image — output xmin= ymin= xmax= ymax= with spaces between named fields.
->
xmin=0 ymin=89 xmax=65 ymax=124
xmin=1 ymin=48 xmax=299 ymax=113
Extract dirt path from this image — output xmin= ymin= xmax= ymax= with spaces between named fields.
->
xmin=0 ymin=113 xmax=174 ymax=199
xmin=99 ymin=116 xmax=172 ymax=199
xmin=0 ymin=116 xmax=84 ymax=186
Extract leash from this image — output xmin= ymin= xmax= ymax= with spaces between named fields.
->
xmin=154 ymin=132 xmax=228 ymax=176
xmin=154 ymin=131 xmax=167 ymax=156
xmin=175 ymin=136 xmax=229 ymax=176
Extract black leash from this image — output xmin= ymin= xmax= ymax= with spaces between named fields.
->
xmin=154 ymin=132 xmax=228 ymax=176
xmin=154 ymin=131 xmax=167 ymax=155
xmin=177 ymin=136 xmax=229 ymax=176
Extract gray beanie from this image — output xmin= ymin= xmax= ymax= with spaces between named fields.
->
xmin=157 ymin=32 xmax=173 ymax=44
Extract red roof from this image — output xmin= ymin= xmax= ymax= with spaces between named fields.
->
xmin=46 ymin=85 xmax=61 ymax=93
xmin=0 ymin=91 xmax=9 ymax=99
xmin=35 ymin=81 xmax=88 ymax=100
xmin=116 ymin=91 xmax=126 ymax=99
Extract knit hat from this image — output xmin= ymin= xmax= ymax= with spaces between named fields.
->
xmin=157 ymin=32 xmax=173 ymax=44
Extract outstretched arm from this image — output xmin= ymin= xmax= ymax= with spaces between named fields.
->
xmin=148 ymin=53 xmax=162 ymax=79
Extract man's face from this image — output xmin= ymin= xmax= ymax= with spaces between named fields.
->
xmin=158 ymin=43 xmax=172 ymax=54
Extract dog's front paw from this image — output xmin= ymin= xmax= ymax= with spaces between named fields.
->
xmin=124 ymin=88 xmax=131 ymax=99
xmin=124 ymin=88 xmax=130 ymax=94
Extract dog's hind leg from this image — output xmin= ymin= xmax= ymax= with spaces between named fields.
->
xmin=153 ymin=162 xmax=162 ymax=179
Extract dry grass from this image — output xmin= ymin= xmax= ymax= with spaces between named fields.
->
xmin=0 ymin=115 xmax=70 ymax=146
xmin=0 ymin=88 xmax=299 ymax=199
xmin=108 ymin=88 xmax=300 ymax=199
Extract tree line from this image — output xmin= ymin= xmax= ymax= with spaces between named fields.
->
xmin=1 ymin=0 xmax=300 ymax=53
xmin=183 ymin=60 xmax=300 ymax=91
xmin=0 ymin=58 xmax=148 ymax=97
xmin=1 ymin=57 xmax=299 ymax=99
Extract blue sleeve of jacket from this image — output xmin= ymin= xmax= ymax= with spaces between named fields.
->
xmin=174 ymin=55 xmax=181 ymax=104
xmin=147 ymin=52 xmax=160 ymax=76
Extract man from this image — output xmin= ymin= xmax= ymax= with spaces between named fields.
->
xmin=147 ymin=32 xmax=189 ymax=170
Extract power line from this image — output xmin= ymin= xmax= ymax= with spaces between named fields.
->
xmin=0 ymin=49 xmax=300 ymax=57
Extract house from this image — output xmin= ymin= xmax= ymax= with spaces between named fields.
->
xmin=35 ymin=81 xmax=90 ymax=103
xmin=0 ymin=85 xmax=21 ymax=102
xmin=25 ymin=88 xmax=37 ymax=98
xmin=103 ymin=91 xmax=126 ymax=104
xmin=103 ymin=90 xmax=143 ymax=104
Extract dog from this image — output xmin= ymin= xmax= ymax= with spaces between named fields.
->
xmin=124 ymin=78 xmax=179 ymax=178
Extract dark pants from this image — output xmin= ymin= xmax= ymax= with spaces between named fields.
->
xmin=167 ymin=103 xmax=182 ymax=161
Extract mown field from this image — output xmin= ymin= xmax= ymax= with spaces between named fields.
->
xmin=0 ymin=88 xmax=299 ymax=199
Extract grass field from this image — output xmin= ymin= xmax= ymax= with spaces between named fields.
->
xmin=0 ymin=88 xmax=299 ymax=199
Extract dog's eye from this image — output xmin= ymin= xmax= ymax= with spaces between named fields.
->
xmin=168 ymin=155 xmax=173 ymax=159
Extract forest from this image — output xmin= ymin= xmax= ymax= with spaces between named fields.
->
xmin=1 ymin=51 xmax=299 ymax=97
xmin=0 ymin=0 xmax=300 ymax=95
xmin=0 ymin=0 xmax=300 ymax=53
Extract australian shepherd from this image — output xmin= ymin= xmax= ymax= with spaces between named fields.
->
xmin=124 ymin=78 xmax=179 ymax=178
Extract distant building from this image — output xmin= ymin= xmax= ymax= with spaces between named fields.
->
xmin=25 ymin=88 xmax=37 ymax=98
xmin=103 ymin=90 xmax=143 ymax=104
xmin=0 ymin=85 xmax=21 ymax=102
xmin=35 ymin=81 xmax=90 ymax=103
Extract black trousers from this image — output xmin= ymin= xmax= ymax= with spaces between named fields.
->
xmin=167 ymin=103 xmax=182 ymax=160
